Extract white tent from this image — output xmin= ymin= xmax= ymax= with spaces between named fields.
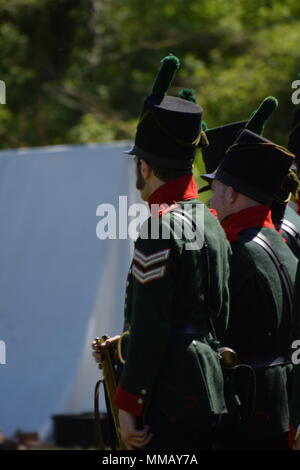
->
xmin=0 ymin=142 xmax=146 ymax=438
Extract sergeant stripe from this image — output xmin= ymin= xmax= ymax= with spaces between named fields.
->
xmin=133 ymin=248 xmax=170 ymax=268
xmin=132 ymin=263 xmax=166 ymax=284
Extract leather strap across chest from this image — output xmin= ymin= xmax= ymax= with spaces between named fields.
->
xmin=242 ymin=229 xmax=294 ymax=316
xmin=171 ymin=207 xmax=217 ymax=343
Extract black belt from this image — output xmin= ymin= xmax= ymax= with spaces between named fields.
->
xmin=239 ymin=354 xmax=291 ymax=369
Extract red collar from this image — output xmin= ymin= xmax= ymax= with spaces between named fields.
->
xmin=297 ymin=199 xmax=300 ymax=216
xmin=221 ymin=205 xmax=275 ymax=242
xmin=148 ymin=175 xmax=198 ymax=208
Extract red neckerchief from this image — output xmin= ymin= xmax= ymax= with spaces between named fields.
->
xmin=148 ymin=175 xmax=198 ymax=209
xmin=221 ymin=205 xmax=275 ymax=242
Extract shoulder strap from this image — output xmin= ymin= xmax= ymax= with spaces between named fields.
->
xmin=172 ymin=207 xmax=219 ymax=342
xmin=202 ymin=240 xmax=219 ymax=343
xmin=281 ymin=219 xmax=300 ymax=250
xmin=245 ymin=229 xmax=294 ymax=315
xmin=172 ymin=206 xmax=205 ymax=250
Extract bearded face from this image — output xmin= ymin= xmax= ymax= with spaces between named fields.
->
xmin=135 ymin=157 xmax=146 ymax=191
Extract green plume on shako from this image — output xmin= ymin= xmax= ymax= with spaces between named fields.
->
xmin=150 ymin=54 xmax=180 ymax=103
xmin=245 ymin=96 xmax=278 ymax=135
xmin=201 ymin=120 xmax=209 ymax=132
xmin=178 ymin=88 xmax=198 ymax=104
xmin=126 ymin=53 xmax=206 ymax=169
xmin=178 ymin=88 xmax=209 ymax=148
xmin=178 ymin=89 xmax=208 ymax=132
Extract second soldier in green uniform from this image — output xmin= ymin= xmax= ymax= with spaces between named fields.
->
xmin=203 ymin=129 xmax=298 ymax=449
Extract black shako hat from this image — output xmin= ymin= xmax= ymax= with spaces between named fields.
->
xmin=288 ymin=108 xmax=300 ymax=167
xmin=126 ymin=55 xmax=205 ymax=169
xmin=199 ymin=96 xmax=278 ymax=193
xmin=202 ymin=129 xmax=295 ymax=205
xmin=201 ymin=121 xmax=247 ymax=174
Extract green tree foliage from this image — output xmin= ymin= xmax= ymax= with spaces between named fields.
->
xmin=0 ymin=0 xmax=300 ymax=179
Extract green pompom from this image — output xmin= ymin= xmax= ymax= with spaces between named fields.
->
xmin=178 ymin=88 xmax=198 ymax=103
xmin=201 ymin=120 xmax=209 ymax=131
xmin=246 ymin=96 xmax=278 ymax=135
xmin=151 ymin=54 xmax=180 ymax=99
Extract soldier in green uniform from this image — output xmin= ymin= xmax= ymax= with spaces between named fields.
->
xmin=199 ymin=98 xmax=300 ymax=258
xmin=109 ymin=55 xmax=232 ymax=450
xmin=202 ymin=129 xmax=298 ymax=449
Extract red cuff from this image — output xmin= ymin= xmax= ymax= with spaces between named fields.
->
xmin=288 ymin=426 xmax=297 ymax=448
xmin=113 ymin=384 xmax=144 ymax=416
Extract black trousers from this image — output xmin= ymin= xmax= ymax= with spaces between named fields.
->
xmin=144 ymin=405 xmax=221 ymax=450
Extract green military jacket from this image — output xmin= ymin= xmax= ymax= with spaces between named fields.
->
xmin=224 ymin=226 xmax=298 ymax=433
xmin=290 ymin=260 xmax=300 ymax=427
xmin=281 ymin=205 xmax=300 ymax=259
xmin=115 ymin=199 xmax=231 ymax=422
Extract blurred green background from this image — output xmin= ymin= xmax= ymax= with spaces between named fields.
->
xmin=0 ymin=0 xmax=300 ymax=194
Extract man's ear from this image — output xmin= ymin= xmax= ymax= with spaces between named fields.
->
xmin=140 ymin=159 xmax=152 ymax=179
xmin=227 ymin=186 xmax=238 ymax=204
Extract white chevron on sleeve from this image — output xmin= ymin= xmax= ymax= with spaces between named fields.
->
xmin=132 ymin=263 xmax=166 ymax=284
xmin=133 ymin=247 xmax=170 ymax=268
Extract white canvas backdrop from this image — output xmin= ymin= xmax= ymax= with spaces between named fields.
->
xmin=0 ymin=142 xmax=145 ymax=438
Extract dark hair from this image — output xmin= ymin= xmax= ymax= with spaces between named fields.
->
xmin=152 ymin=166 xmax=192 ymax=182
xmin=137 ymin=157 xmax=192 ymax=182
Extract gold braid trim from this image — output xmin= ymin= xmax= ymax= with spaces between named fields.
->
xmin=226 ymin=142 xmax=296 ymax=159
xmin=199 ymin=129 xmax=209 ymax=148
xmin=274 ymin=193 xmax=292 ymax=204
xmin=279 ymin=169 xmax=300 ymax=202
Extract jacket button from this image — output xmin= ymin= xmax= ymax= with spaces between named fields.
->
xmin=141 ymin=389 xmax=147 ymax=395
xmin=137 ymin=398 xmax=143 ymax=405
